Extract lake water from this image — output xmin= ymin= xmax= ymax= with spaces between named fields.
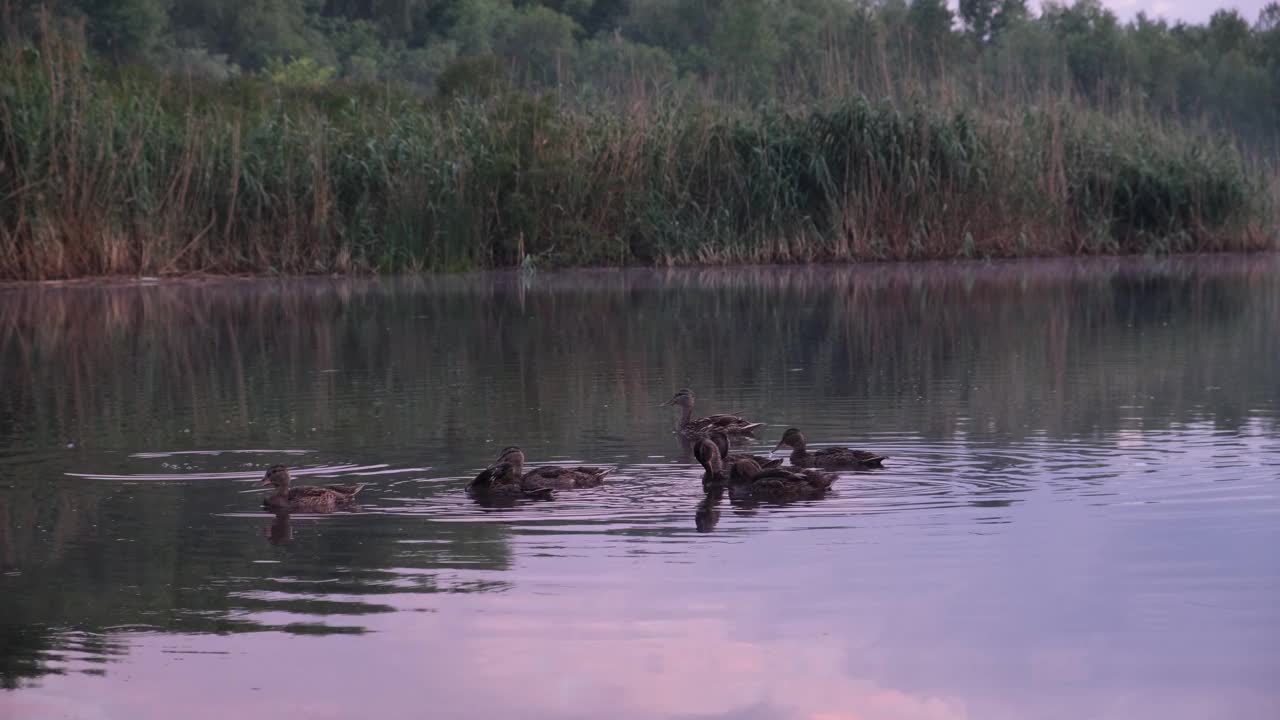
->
xmin=1 ymin=257 xmax=1278 ymax=720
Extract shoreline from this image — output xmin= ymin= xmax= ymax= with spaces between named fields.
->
xmin=3 ymin=250 xmax=1275 ymax=290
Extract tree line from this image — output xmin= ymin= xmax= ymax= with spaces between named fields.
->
xmin=6 ymin=1 xmax=1280 ymax=149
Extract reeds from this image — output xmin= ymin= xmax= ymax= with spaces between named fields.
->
xmin=0 ymin=23 xmax=1272 ymax=281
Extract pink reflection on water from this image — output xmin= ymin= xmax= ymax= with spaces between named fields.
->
xmin=3 ymin=608 xmax=968 ymax=720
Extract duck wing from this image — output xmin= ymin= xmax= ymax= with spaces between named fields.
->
xmin=815 ymin=447 xmax=887 ymax=467
xmin=522 ymin=465 xmax=612 ymax=490
xmin=469 ymin=462 xmax=519 ymax=493
xmin=567 ymin=466 xmax=611 ymax=488
xmin=726 ymin=457 xmax=765 ymax=484
xmin=689 ymin=414 xmax=762 ymax=434
xmin=722 ymin=452 xmax=775 ymax=468
xmin=287 ymin=485 xmax=342 ymax=501
xmin=797 ymin=469 xmax=837 ymax=490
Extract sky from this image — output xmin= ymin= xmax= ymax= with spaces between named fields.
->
xmin=1085 ymin=0 xmax=1271 ymax=24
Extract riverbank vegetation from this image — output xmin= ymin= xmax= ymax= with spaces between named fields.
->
xmin=1 ymin=2 xmax=1277 ymax=279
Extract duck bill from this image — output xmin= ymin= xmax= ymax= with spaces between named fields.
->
xmin=771 ymin=442 xmax=786 ymax=454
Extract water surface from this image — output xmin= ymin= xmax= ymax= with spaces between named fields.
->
xmin=1 ymin=257 xmax=1278 ymax=719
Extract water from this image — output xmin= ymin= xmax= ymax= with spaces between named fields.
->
xmin=1 ymin=257 xmax=1278 ymax=720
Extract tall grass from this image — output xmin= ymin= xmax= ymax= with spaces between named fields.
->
xmin=0 ymin=23 xmax=1273 ymax=280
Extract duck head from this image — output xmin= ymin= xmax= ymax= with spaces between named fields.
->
xmin=665 ymin=388 xmax=695 ymax=409
xmin=261 ymin=464 xmax=291 ymax=489
xmin=491 ymin=446 xmax=526 ymax=472
xmin=494 ymin=446 xmax=525 ymax=464
xmin=773 ymin=428 xmax=806 ymax=454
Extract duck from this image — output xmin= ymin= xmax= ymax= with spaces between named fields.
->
xmin=467 ymin=446 xmax=611 ymax=497
xmin=692 ymin=435 xmax=729 ymax=489
xmin=666 ymin=388 xmax=763 ymax=438
xmin=260 ymin=465 xmax=366 ymax=512
xmin=693 ymin=435 xmax=835 ymax=501
xmin=773 ymin=428 xmax=887 ymax=469
xmin=466 ymin=447 xmax=553 ymax=499
xmin=728 ymin=465 xmax=836 ymax=502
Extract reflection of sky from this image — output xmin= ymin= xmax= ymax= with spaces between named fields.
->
xmin=6 ymin=432 xmax=1278 ymax=720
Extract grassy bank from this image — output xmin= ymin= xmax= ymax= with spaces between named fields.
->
xmin=0 ymin=31 xmax=1274 ymax=280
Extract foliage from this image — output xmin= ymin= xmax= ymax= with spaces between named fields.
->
xmin=0 ymin=1 xmax=1275 ymax=150
xmin=0 ymin=23 xmax=1270 ymax=280
xmin=267 ymin=56 xmax=338 ymax=87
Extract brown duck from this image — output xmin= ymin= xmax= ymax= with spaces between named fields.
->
xmin=666 ymin=388 xmax=763 ymax=438
xmin=261 ymin=465 xmax=366 ymax=512
xmin=728 ymin=465 xmax=836 ymax=502
xmin=692 ymin=434 xmax=730 ymax=489
xmin=467 ymin=446 xmax=611 ymax=497
xmin=693 ymin=435 xmax=835 ymax=501
xmin=467 ymin=447 xmax=552 ymax=499
xmin=773 ymin=428 xmax=887 ymax=469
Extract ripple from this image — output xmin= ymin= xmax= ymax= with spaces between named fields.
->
xmin=64 ymin=463 xmax=386 ymax=482
xmin=128 ymin=449 xmax=315 ymax=459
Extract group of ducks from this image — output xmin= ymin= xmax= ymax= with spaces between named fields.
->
xmin=258 ymin=388 xmax=888 ymax=512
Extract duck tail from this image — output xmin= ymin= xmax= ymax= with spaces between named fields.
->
xmin=738 ymin=422 xmax=764 ymax=433
xmin=351 ymin=483 xmax=368 ymax=495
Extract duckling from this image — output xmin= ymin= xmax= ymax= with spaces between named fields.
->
xmin=773 ymin=428 xmax=886 ymax=469
xmin=260 ymin=465 xmax=365 ymax=513
xmin=666 ymin=388 xmax=763 ymax=438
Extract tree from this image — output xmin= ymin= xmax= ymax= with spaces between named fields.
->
xmin=1207 ymin=9 xmax=1251 ymax=56
xmin=1259 ymin=2 xmax=1280 ymax=33
xmin=710 ymin=0 xmax=782 ymax=92
xmin=498 ymin=3 xmax=578 ymax=86
xmin=959 ymin=0 xmax=996 ymax=44
xmin=1041 ymin=0 xmax=1123 ymax=99
xmin=582 ymin=0 xmax=628 ymax=35
xmin=77 ymin=0 xmax=170 ymax=60
xmin=989 ymin=0 xmax=1028 ymax=42
xmin=908 ymin=0 xmax=954 ymax=64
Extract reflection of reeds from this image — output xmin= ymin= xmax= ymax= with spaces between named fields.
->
xmin=1 ymin=256 xmax=1275 ymax=458
xmin=0 ymin=22 xmax=1272 ymax=281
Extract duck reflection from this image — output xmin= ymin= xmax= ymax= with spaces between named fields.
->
xmin=267 ymin=511 xmax=293 ymax=546
xmin=695 ymin=488 xmax=724 ymax=533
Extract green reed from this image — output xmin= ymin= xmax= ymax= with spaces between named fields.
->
xmin=0 ymin=29 xmax=1272 ymax=280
